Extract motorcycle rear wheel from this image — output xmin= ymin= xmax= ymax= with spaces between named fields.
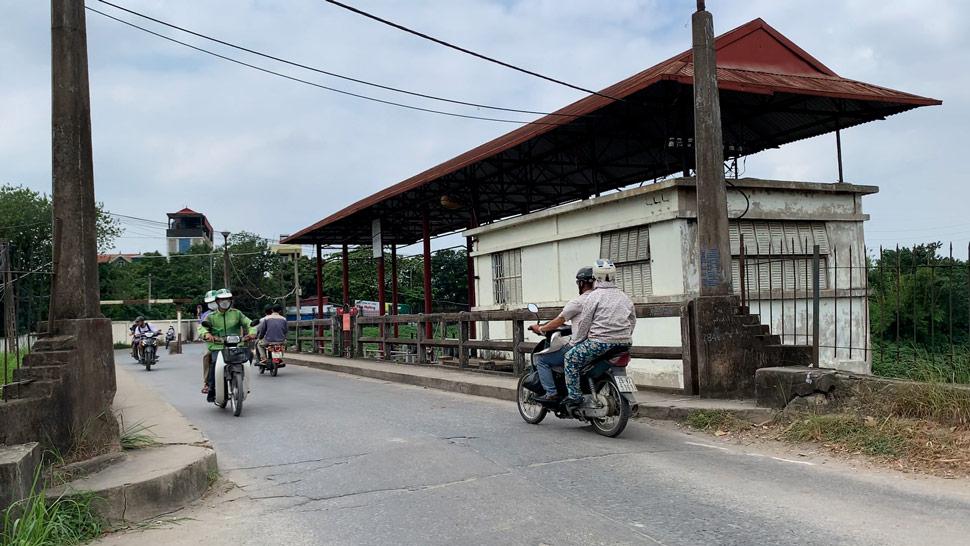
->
xmin=270 ymin=363 xmax=279 ymax=377
xmin=516 ymin=374 xmax=547 ymax=425
xmin=590 ymin=380 xmax=630 ymax=437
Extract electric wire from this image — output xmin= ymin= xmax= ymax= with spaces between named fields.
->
xmin=95 ymin=0 xmax=583 ymax=119
xmin=86 ymin=6 xmax=563 ymax=127
xmin=321 ymin=0 xmax=622 ymax=102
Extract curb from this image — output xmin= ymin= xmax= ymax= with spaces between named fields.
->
xmin=289 ymin=355 xmax=776 ymax=423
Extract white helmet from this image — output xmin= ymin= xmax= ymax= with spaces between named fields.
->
xmin=592 ymin=259 xmax=617 ymax=283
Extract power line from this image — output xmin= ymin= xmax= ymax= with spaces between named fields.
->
xmin=86 ymin=6 xmax=562 ymax=127
xmin=95 ymin=0 xmax=582 ymax=119
xmin=320 ymin=0 xmax=621 ymax=102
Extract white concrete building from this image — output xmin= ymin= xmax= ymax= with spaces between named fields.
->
xmin=468 ymin=177 xmax=873 ymax=389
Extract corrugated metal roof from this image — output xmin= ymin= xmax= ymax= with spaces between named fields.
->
xmin=285 ymin=18 xmax=940 ymax=245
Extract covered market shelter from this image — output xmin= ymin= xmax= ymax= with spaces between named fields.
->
xmin=283 ymin=17 xmax=939 ymax=329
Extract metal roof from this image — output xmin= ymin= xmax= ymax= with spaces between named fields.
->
xmin=284 ymin=18 xmax=940 ymax=245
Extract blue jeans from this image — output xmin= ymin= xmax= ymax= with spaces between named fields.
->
xmin=534 ymin=346 xmax=567 ymax=396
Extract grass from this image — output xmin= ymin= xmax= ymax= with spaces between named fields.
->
xmin=871 ymin=341 xmax=970 ymax=384
xmin=119 ymin=420 xmax=159 ymax=451
xmin=781 ymin=414 xmax=908 ymax=457
xmin=1 ymin=349 xmax=28 ymax=387
xmin=685 ymin=410 xmax=751 ymax=434
xmin=1 ymin=462 xmax=104 ymax=546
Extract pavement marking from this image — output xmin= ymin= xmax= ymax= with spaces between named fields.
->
xmin=684 ymin=441 xmax=731 ymax=452
xmin=770 ymin=456 xmax=815 ymax=466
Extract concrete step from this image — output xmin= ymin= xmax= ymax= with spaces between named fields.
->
xmin=46 ymin=444 xmax=216 ymax=525
xmin=742 ymin=323 xmax=770 ymax=335
xmin=31 ymin=335 xmax=76 ymax=352
xmin=13 ymin=365 xmax=63 ymax=382
xmin=22 ymin=350 xmax=73 ymax=367
xmin=756 ymin=334 xmax=782 ymax=345
xmin=734 ymin=314 xmax=760 ymax=325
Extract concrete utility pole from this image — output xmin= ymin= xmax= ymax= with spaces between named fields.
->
xmin=692 ymin=0 xmax=732 ymax=296
xmin=221 ymin=231 xmax=230 ymax=290
xmin=50 ymin=0 xmax=101 ymax=321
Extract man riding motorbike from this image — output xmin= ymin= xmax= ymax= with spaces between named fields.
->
xmin=198 ymin=289 xmax=256 ymax=403
xmin=527 ymin=267 xmax=596 ymax=403
xmin=130 ymin=316 xmax=158 ymax=361
xmin=256 ymin=305 xmax=288 ymax=363
xmin=199 ymin=290 xmax=218 ymax=394
xmin=562 ymin=259 xmax=636 ymax=407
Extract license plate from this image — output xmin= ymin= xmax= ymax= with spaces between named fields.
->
xmin=614 ymin=375 xmax=637 ymax=393
xmin=271 ymin=352 xmax=283 ymax=359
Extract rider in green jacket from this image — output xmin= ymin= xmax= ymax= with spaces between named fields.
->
xmin=198 ymin=289 xmax=256 ymax=402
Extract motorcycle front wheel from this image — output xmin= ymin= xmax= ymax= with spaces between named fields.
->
xmin=231 ymin=372 xmax=244 ymax=417
xmin=590 ymin=380 xmax=630 ymax=438
xmin=143 ymin=348 xmax=153 ymax=371
xmin=516 ymin=373 xmax=547 ymax=425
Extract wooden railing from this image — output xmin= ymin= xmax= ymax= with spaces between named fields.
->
xmin=351 ymin=303 xmax=698 ymax=393
xmin=286 ymin=318 xmax=339 ymax=356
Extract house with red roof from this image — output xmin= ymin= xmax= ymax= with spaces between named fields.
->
xmin=166 ymin=207 xmax=213 ymax=254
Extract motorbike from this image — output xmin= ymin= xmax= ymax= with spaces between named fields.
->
xmin=516 ymin=304 xmax=638 ymax=437
xmin=137 ymin=331 xmax=161 ymax=371
xmin=165 ymin=327 xmax=176 ymax=349
xmin=202 ymin=319 xmax=259 ymax=417
xmin=258 ymin=342 xmax=286 ymax=377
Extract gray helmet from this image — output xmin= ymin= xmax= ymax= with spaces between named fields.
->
xmin=575 ymin=267 xmax=595 ymax=282
xmin=135 ymin=315 xmax=145 ymax=322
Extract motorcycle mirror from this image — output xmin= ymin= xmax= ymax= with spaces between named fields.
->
xmin=201 ymin=320 xmax=212 ymax=329
xmin=527 ymin=303 xmax=539 ymax=314
xmin=250 ymin=319 xmax=261 ymax=327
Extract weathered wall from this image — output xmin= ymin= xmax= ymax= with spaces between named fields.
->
xmin=468 ymin=178 xmax=877 ymax=385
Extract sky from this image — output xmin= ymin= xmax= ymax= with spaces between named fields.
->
xmin=1 ymin=1 xmax=967 ymax=257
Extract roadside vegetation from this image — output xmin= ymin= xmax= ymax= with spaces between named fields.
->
xmin=685 ymin=384 xmax=970 ymax=477
xmin=1 ymin=461 xmax=104 ymax=546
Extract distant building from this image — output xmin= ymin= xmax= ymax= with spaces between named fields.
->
xmin=96 ymin=253 xmax=142 ymax=265
xmin=166 ymin=208 xmax=213 ymax=254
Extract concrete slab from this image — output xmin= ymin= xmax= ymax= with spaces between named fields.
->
xmin=47 ymin=444 xmax=215 ymax=524
xmin=287 ymin=353 xmax=775 ymax=423
xmin=0 ymin=442 xmax=41 ymax=512
xmin=44 ymin=364 xmax=217 ymax=525
xmin=114 ymin=365 xmax=207 ymax=446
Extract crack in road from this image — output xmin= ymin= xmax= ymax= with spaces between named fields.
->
xmin=221 ymin=452 xmax=370 ymax=472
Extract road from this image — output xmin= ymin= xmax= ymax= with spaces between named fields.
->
xmin=99 ymin=344 xmax=970 ymax=546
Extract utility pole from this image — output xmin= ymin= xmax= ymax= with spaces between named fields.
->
xmin=221 ymin=231 xmax=230 ymax=290
xmin=147 ymin=273 xmax=152 ymax=310
xmin=693 ymin=0 xmax=732 ymax=297
xmin=209 ymin=254 xmax=214 ymax=290
xmin=50 ymin=0 xmax=101 ymax=323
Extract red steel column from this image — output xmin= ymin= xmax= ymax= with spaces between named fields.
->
xmin=341 ymin=243 xmax=350 ymax=307
xmin=422 ymin=209 xmax=433 ymax=337
xmin=315 ymin=243 xmax=324 ymax=352
xmin=391 ymin=244 xmax=399 ymax=337
xmin=466 ymin=234 xmax=476 ymax=338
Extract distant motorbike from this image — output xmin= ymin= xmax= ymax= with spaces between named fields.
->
xmin=165 ymin=326 xmax=176 ymax=349
xmin=516 ymin=304 xmax=638 ymax=437
xmin=137 ymin=331 xmax=161 ymax=371
xmin=258 ymin=342 xmax=285 ymax=377
xmin=202 ymin=319 xmax=259 ymax=417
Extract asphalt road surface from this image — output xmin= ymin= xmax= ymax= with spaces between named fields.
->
xmin=98 ymin=344 xmax=970 ymax=546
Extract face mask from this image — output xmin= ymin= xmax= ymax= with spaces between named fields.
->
xmin=207 ymin=302 xmax=218 ymax=311
xmin=218 ymin=300 xmax=231 ymax=310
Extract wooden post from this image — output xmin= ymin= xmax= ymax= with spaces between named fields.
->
xmin=511 ymin=317 xmax=525 ymax=375
xmin=680 ymin=302 xmax=698 ymax=395
xmin=416 ymin=314 xmax=427 ymax=364
xmin=293 ymin=252 xmax=301 ymax=352
xmin=377 ymin=249 xmax=385 ymax=357
xmin=458 ymin=312 xmax=469 ymax=368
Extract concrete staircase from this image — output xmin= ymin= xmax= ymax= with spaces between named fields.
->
xmin=735 ymin=305 xmax=813 ymax=368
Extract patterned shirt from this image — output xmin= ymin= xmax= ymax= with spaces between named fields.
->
xmin=571 ymin=282 xmax=636 ymax=345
